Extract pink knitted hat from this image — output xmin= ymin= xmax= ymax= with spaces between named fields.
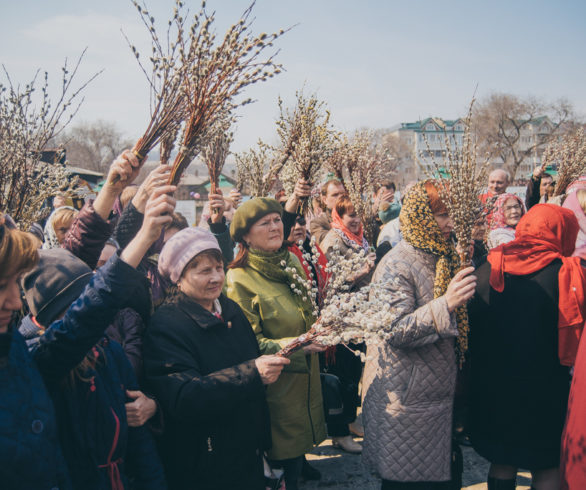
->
xmin=158 ymin=227 xmax=221 ymax=284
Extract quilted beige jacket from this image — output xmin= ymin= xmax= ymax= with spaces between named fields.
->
xmin=362 ymin=240 xmax=458 ymax=482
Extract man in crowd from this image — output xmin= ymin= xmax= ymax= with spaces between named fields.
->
xmin=310 ymin=179 xmax=346 ymax=246
xmin=525 ymin=164 xmax=555 ymax=210
xmin=480 ymin=169 xmax=510 ymax=204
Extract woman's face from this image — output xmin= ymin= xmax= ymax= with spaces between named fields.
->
xmin=288 ymin=216 xmax=307 ymax=244
xmin=54 ymin=221 xmax=73 ymax=245
xmin=433 ymin=212 xmax=454 ymax=241
xmin=503 ymin=197 xmax=523 ymax=227
xmin=243 ymin=212 xmax=283 ymax=252
xmin=342 ymin=207 xmax=361 ymax=235
xmin=178 ymin=255 xmax=225 ymax=311
xmin=0 ymin=273 xmax=22 ymax=333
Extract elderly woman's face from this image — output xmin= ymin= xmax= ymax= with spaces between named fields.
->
xmin=503 ymin=197 xmax=523 ymax=227
xmin=178 ymin=255 xmax=225 ymax=310
xmin=243 ymin=212 xmax=283 ymax=252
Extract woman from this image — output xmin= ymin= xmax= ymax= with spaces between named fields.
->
xmin=43 ymin=205 xmax=78 ymax=249
xmin=320 ymin=195 xmax=376 ymax=288
xmin=487 ymin=193 xmax=526 ymax=249
xmin=226 ymin=197 xmax=326 ymax=490
xmin=144 ymin=226 xmax=289 ymax=490
xmin=468 ymin=204 xmax=583 ymax=490
xmin=316 ymin=194 xmax=376 ymax=454
xmin=362 ymin=181 xmax=476 ymax=489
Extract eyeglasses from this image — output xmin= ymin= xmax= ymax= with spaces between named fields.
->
xmin=504 ymin=204 xmax=522 ymax=212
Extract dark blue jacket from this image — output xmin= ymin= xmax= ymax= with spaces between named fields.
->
xmin=0 ymin=254 xmax=163 ymax=490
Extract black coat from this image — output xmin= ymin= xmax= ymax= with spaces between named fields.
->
xmin=467 ymin=259 xmax=571 ymax=470
xmin=144 ymin=292 xmax=271 ymax=490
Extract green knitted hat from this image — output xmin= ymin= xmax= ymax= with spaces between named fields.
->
xmin=230 ymin=197 xmax=283 ymax=243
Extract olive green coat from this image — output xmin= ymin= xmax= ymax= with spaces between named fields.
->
xmin=226 ymin=256 xmax=326 ymax=460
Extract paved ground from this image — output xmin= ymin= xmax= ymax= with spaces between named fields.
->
xmin=302 ymin=436 xmax=532 ymax=489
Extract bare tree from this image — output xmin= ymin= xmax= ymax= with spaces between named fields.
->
xmin=473 ymin=93 xmax=574 ymax=178
xmin=57 ymin=120 xmax=133 ymax=172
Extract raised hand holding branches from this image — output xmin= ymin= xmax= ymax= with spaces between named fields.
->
xmin=278 ymin=90 xmax=339 ymax=214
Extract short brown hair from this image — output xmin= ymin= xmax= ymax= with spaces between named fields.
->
xmin=374 ymin=181 xmax=396 ymax=193
xmin=321 ymin=179 xmax=344 ymax=197
xmin=0 ymin=226 xmax=39 ymax=280
xmin=183 ymin=248 xmax=224 ymax=275
xmin=334 ymin=195 xmax=354 ymax=217
xmin=169 ymin=212 xmax=189 ymax=231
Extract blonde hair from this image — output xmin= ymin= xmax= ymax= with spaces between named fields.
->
xmin=576 ymin=189 xmax=586 ymax=214
xmin=52 ymin=208 xmax=78 ymax=235
xmin=0 ymin=225 xmax=39 ymax=280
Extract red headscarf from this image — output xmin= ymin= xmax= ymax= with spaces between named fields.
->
xmin=330 ymin=207 xmax=369 ymax=250
xmin=487 ymin=204 xmax=586 ymax=365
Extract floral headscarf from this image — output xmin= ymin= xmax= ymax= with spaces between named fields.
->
xmin=399 ymin=181 xmax=469 ymax=365
xmin=489 ymin=193 xmax=525 ymax=231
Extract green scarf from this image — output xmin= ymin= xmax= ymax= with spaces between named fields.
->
xmin=247 ymin=247 xmax=316 ymax=329
xmin=400 ymin=181 xmax=469 ymax=366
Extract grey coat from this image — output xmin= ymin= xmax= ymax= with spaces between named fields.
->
xmin=362 ymin=240 xmax=458 ymax=482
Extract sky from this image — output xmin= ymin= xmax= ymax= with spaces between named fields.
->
xmin=1 ymin=0 xmax=585 ymax=155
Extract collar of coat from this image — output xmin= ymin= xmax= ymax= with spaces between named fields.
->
xmin=170 ymin=291 xmax=238 ymax=330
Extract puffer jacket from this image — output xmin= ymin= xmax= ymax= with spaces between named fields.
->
xmin=362 ymin=240 xmax=458 ymax=482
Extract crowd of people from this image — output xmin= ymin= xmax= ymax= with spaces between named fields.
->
xmin=1 ymin=151 xmax=585 ymax=490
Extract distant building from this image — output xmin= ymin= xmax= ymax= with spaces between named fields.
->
xmin=388 ymin=117 xmax=466 ymax=184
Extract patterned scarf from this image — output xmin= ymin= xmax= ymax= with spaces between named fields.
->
xmin=399 ymin=181 xmax=469 ymax=366
xmin=247 ymin=247 xmax=316 ymax=328
xmin=42 ymin=206 xmax=77 ymax=250
xmin=330 ymin=207 xmax=370 ymax=252
xmin=488 ymin=193 xmax=525 ymax=231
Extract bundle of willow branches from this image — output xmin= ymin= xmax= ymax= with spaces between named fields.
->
xmin=342 ymin=131 xmax=392 ymax=245
xmin=167 ymin=1 xmax=288 ymax=186
xmin=543 ymin=127 xmax=586 ymax=196
xmin=235 ymin=140 xmax=284 ymax=197
xmin=422 ymin=99 xmax=491 ymax=266
xmin=200 ymin=115 xmax=233 ymax=199
xmin=278 ymin=90 xmax=338 ymax=214
xmin=0 ymin=51 xmax=98 ymax=227
xmin=124 ymin=0 xmax=190 ymax=170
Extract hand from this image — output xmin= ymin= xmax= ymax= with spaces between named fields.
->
xmin=228 ymin=188 xmax=242 ymax=209
xmin=125 ymin=390 xmax=157 ymax=427
xmin=445 ymin=266 xmax=477 ymax=312
xmin=120 ymin=185 xmax=176 ymax=268
xmin=133 ymin=165 xmax=172 ymax=213
xmin=533 ymin=163 xmax=547 ymax=179
xmin=254 ymin=355 xmax=290 ymax=384
xmin=106 ymin=150 xmax=142 ymax=193
xmin=208 ymin=190 xmax=225 ymax=224
xmin=302 ymin=342 xmax=328 ymax=354
xmin=284 ymin=178 xmax=312 ymax=214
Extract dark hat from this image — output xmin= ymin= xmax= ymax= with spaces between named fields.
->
xmin=230 ymin=197 xmax=283 ymax=243
xmin=21 ymin=248 xmax=93 ymax=326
